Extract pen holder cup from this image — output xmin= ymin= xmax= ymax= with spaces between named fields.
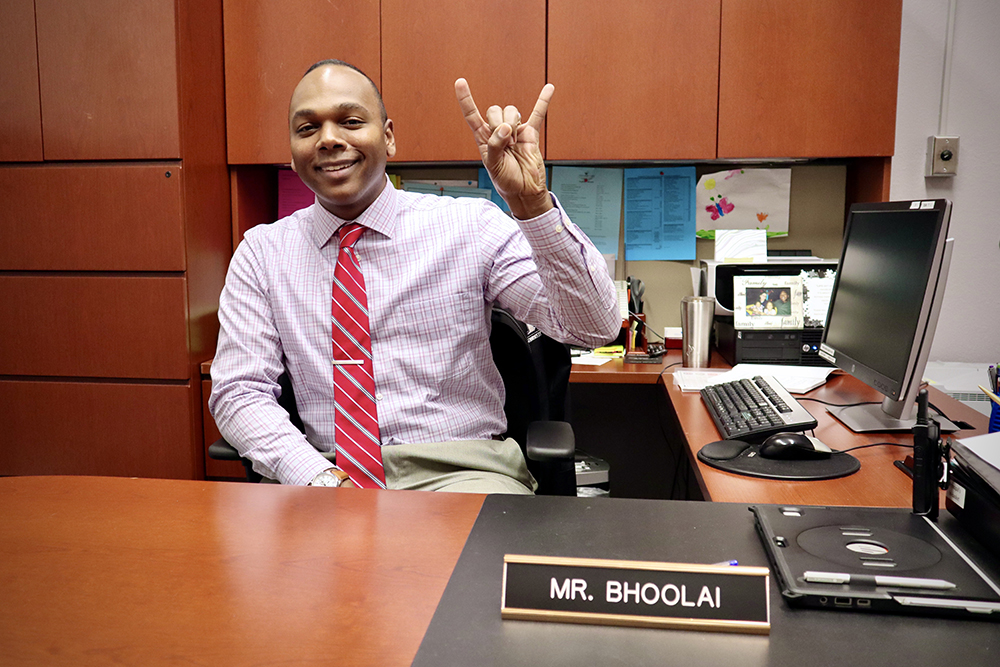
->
xmin=626 ymin=313 xmax=647 ymax=354
xmin=990 ymin=401 xmax=1000 ymax=434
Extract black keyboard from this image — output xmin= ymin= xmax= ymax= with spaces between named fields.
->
xmin=700 ymin=375 xmax=817 ymax=442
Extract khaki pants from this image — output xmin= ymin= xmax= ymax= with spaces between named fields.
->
xmin=264 ymin=438 xmax=537 ymax=494
xmin=382 ymin=438 xmax=537 ymax=494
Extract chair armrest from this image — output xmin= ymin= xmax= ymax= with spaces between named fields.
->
xmin=525 ymin=421 xmax=575 ymax=462
xmin=208 ymin=439 xmax=338 ymax=477
xmin=208 ymin=438 xmax=242 ymax=461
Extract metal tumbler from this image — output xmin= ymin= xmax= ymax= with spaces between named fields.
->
xmin=680 ymin=296 xmax=715 ymax=368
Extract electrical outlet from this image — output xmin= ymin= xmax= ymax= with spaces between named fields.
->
xmin=926 ymin=136 xmax=959 ymax=176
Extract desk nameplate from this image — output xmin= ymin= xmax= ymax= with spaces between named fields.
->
xmin=501 ymin=554 xmax=770 ymax=634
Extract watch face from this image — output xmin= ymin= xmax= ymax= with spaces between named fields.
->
xmin=311 ymin=472 xmax=342 ymax=487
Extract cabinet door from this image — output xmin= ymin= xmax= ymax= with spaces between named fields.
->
xmin=381 ymin=0 xmax=546 ymax=162
xmin=34 ymin=0 xmax=181 ymax=160
xmin=0 ymin=164 xmax=186 ymax=271
xmin=718 ymin=0 xmax=902 ymax=158
xmin=0 ymin=0 xmax=43 ymax=162
xmin=223 ymin=0 xmax=381 ymax=165
xmin=547 ymin=0 xmax=721 ymax=161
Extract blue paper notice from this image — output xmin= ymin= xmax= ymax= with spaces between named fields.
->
xmin=623 ymin=167 xmax=697 ymax=260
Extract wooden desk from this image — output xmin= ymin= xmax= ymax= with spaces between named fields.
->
xmin=570 ymin=352 xmax=680 ymax=384
xmin=567 ymin=351 xmax=689 ymax=499
xmin=663 ymin=364 xmax=990 ymax=507
xmin=0 ymin=476 xmax=483 ymax=667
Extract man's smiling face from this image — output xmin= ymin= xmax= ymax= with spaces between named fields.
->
xmin=289 ymin=65 xmax=395 ymax=220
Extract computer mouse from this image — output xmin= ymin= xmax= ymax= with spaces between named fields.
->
xmin=758 ymin=433 xmax=833 ymax=460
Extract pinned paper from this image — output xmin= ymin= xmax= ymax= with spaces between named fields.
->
xmin=715 ymin=229 xmax=767 ymax=262
xmin=696 ymin=168 xmax=791 ymax=238
xmin=551 ymin=167 xmax=623 ymax=258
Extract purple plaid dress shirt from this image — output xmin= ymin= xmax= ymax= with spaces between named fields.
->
xmin=210 ymin=178 xmax=619 ymax=485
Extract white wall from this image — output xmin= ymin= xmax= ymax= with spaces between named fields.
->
xmin=892 ymin=0 xmax=1000 ymax=363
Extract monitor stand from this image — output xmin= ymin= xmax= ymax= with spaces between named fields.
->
xmin=827 ymin=403 xmax=958 ymax=433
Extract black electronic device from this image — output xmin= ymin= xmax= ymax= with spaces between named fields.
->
xmin=699 ymin=375 xmax=818 ymax=443
xmin=819 ymin=199 xmax=956 ymax=432
xmin=752 ymin=505 xmax=1000 ymax=620
xmin=701 ymin=259 xmax=837 ymax=367
xmin=716 ymin=321 xmax=830 ymax=367
xmin=758 ymin=433 xmax=833 ymax=461
xmin=911 ymin=389 xmax=943 ymax=518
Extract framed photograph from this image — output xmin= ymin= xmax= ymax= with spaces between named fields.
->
xmin=733 ymin=276 xmax=803 ymax=330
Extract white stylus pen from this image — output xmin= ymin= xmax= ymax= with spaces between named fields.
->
xmin=803 ymin=571 xmax=956 ymax=590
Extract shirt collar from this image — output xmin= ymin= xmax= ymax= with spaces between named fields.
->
xmin=310 ymin=174 xmax=399 ymax=248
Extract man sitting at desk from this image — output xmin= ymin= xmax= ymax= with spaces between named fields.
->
xmin=209 ymin=60 xmax=618 ymax=492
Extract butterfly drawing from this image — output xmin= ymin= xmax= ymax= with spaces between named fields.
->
xmin=706 ymin=196 xmax=735 ymax=221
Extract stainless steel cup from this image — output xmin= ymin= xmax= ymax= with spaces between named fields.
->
xmin=680 ymin=296 xmax=715 ymax=368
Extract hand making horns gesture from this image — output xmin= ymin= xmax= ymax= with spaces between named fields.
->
xmin=454 ymin=78 xmax=555 ymax=220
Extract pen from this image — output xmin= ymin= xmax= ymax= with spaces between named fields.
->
xmin=803 ymin=571 xmax=956 ymax=590
xmin=978 ymin=384 xmax=1000 ymax=407
xmin=712 ymin=560 xmax=739 ymax=567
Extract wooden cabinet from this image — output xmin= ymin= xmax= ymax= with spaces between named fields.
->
xmin=381 ymin=0 xmax=546 ymax=162
xmin=222 ymin=0 xmax=381 ymax=165
xmin=0 ymin=0 xmax=43 ymax=162
xmin=220 ymin=0 xmax=900 ymax=164
xmin=718 ymin=0 xmax=902 ymax=158
xmin=547 ymin=0 xmax=721 ymax=161
xmin=33 ymin=0 xmax=181 ymax=160
xmin=0 ymin=1 xmax=231 ymax=480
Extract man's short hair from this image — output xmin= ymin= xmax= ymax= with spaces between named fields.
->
xmin=303 ymin=59 xmax=387 ymax=123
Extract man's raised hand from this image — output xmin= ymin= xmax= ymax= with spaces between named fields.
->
xmin=454 ymin=78 xmax=555 ymax=220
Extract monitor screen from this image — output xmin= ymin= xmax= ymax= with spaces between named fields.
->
xmin=819 ymin=199 xmax=953 ymax=431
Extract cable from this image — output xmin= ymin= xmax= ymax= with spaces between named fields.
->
xmin=798 ymin=398 xmax=877 ymax=408
xmin=838 ymin=441 xmax=913 ymax=454
xmin=658 ymin=361 xmax=682 ymax=381
xmin=627 ymin=311 xmax=665 ymax=340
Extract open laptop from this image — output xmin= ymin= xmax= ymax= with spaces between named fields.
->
xmin=751 ymin=504 xmax=1000 ymax=620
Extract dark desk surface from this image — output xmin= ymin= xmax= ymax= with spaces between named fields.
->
xmin=662 ymin=354 xmax=991 ymax=507
xmin=414 ymin=494 xmax=1000 ymax=667
xmin=0 ymin=476 xmax=482 ymax=667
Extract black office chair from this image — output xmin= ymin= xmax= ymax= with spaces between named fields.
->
xmin=208 ymin=307 xmax=582 ymax=495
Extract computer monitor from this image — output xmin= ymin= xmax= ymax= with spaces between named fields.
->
xmin=819 ymin=199 xmax=955 ymax=432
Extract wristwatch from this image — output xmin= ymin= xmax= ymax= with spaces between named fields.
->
xmin=309 ymin=468 xmax=351 ymax=487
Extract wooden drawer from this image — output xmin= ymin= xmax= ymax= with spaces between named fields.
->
xmin=0 ymin=380 xmax=197 ymax=478
xmin=0 ymin=276 xmax=190 ymax=379
xmin=0 ymin=164 xmax=186 ymax=271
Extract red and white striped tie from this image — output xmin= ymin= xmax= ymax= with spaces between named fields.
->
xmin=331 ymin=223 xmax=385 ymax=488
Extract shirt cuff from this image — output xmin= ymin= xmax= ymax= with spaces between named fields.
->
xmin=278 ymin=447 xmax=338 ymax=486
xmin=515 ymin=194 xmax=585 ymax=254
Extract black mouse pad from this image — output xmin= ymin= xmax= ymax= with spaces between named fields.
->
xmin=697 ymin=444 xmax=860 ymax=481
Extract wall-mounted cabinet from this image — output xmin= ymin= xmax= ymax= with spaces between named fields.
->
xmin=547 ymin=0 xmax=720 ymax=161
xmin=717 ymin=0 xmax=902 ymax=158
xmin=0 ymin=0 xmax=182 ymax=161
xmin=0 ymin=0 xmax=43 ymax=162
xmin=221 ymin=0 xmax=901 ymax=165
xmin=222 ymin=0 xmax=381 ymax=165
xmin=0 ymin=1 xmax=231 ymax=480
xmin=381 ymin=0 xmax=546 ymax=162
